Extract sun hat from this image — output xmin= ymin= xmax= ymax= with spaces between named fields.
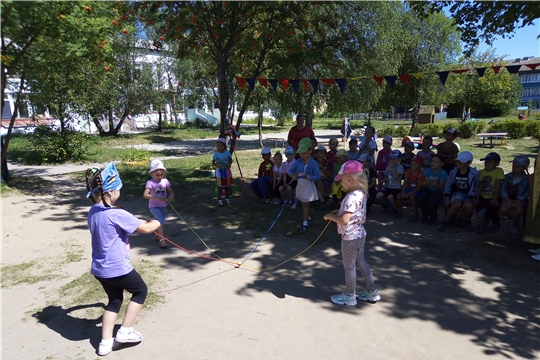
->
xmin=334 ymin=160 xmax=364 ymax=182
xmin=315 ymin=145 xmax=327 ymax=152
xmin=261 ymin=147 xmax=271 ymax=155
xmin=216 ymin=138 xmax=226 ymax=144
xmin=284 ymin=146 xmax=295 ymax=155
xmin=336 ymin=149 xmax=347 ymax=157
xmin=383 ymin=135 xmax=393 ymax=144
xmin=480 ymin=152 xmax=501 ymax=162
xmin=455 ymin=150 xmax=473 ymax=163
xmin=510 ymin=155 xmax=530 ymax=167
xmin=444 ymin=128 xmax=458 ymax=137
xmin=102 ymin=162 xmax=123 ymax=192
xmin=358 ymin=153 xmax=369 ymax=162
xmin=411 ymin=156 xmax=424 ymax=165
xmin=389 ymin=149 xmax=402 ymax=159
xmin=296 ymin=137 xmax=312 ymax=154
xmin=149 ymin=159 xmax=167 ymax=174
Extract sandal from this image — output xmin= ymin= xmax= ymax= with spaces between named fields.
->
xmin=298 ymin=224 xmax=309 ymax=234
xmin=159 ymin=239 xmax=168 ymax=248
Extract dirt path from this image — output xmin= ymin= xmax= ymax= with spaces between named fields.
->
xmin=2 ymin=133 xmax=540 ymax=360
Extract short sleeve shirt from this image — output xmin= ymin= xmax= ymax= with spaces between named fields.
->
xmin=451 ymin=168 xmax=471 ymax=194
xmin=417 ymin=150 xmax=435 ymax=169
xmin=337 ymin=190 xmax=367 ymax=240
xmin=360 ymin=139 xmax=377 ymax=164
xmin=213 ymin=150 xmax=232 ymax=167
xmin=478 ymin=167 xmax=505 ymax=199
xmin=404 ymin=169 xmax=424 ymax=189
xmin=145 ymin=178 xmax=171 ymax=208
xmin=384 ymin=164 xmax=404 ymax=189
xmin=423 ymin=168 xmax=448 ymax=192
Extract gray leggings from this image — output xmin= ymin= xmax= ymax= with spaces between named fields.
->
xmin=341 ymin=237 xmax=376 ymax=296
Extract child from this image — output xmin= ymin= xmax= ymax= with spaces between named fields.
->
xmin=375 ymin=135 xmax=393 ymax=191
xmin=401 ymin=141 xmax=416 ymax=172
xmin=437 ymin=151 xmax=479 ymax=232
xmin=346 ymin=138 xmax=361 ymax=161
xmin=417 ymin=154 xmax=448 ymax=225
xmin=358 ymin=125 xmax=377 ymax=168
xmin=359 ymin=153 xmax=377 ymax=215
xmin=212 ymin=138 xmax=233 ymax=206
xmin=397 ymin=156 xmax=425 ymax=223
xmin=86 ymin=163 xmax=161 ymax=356
xmin=437 ymin=129 xmax=459 ymax=174
xmin=270 ymin=151 xmax=285 ymax=205
xmin=251 ymin=147 xmax=275 ymax=203
xmin=288 ymin=137 xmax=321 ymax=233
xmin=310 ymin=136 xmax=318 ymax=159
xmin=331 ymin=149 xmax=348 ymax=209
xmin=341 ymin=117 xmax=352 ymax=145
xmin=326 ymin=137 xmax=339 ymax=168
xmin=376 ymin=149 xmax=404 ymax=217
xmin=324 ymin=160 xmax=380 ymax=306
xmin=280 ymin=146 xmax=297 ymax=205
xmin=416 ymin=135 xmax=435 ymax=170
xmin=476 ymin=152 xmax=505 ymax=234
xmin=143 ymin=160 xmax=175 ymax=248
xmin=500 ymin=155 xmax=530 ymax=234
xmin=315 ymin=145 xmax=332 ymax=210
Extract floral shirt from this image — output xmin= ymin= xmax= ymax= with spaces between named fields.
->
xmin=337 ymin=190 xmax=367 ymax=240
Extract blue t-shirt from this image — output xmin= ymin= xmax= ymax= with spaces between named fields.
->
xmin=423 ymin=168 xmax=448 ymax=192
xmin=384 ymin=164 xmax=404 ymax=189
xmin=212 ymin=150 xmax=232 ymax=167
xmin=88 ymin=204 xmax=142 ymax=278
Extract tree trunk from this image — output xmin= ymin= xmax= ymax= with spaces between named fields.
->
xmin=1 ymin=72 xmax=26 ymax=170
xmin=157 ymin=110 xmax=162 ymax=132
xmin=257 ymin=96 xmax=263 ymax=148
xmin=305 ymin=92 xmax=314 ymax=128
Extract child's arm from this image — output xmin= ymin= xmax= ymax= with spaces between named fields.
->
xmin=212 ymin=159 xmax=220 ymax=168
xmin=435 ymin=178 xmax=446 ymax=192
xmin=143 ymin=188 xmax=156 ymax=200
xmin=167 ymin=186 xmax=174 ymax=201
xmin=401 ymin=176 xmax=409 ymax=198
xmin=136 ymin=219 xmax=161 ymax=234
xmin=324 ymin=210 xmax=353 ymax=225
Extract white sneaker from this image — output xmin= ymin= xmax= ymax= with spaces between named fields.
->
xmin=357 ymin=289 xmax=381 ymax=302
xmin=115 ymin=328 xmax=143 ymax=343
xmin=98 ymin=339 xmax=115 ymax=356
xmin=291 ymin=203 xmax=297 ymax=210
xmin=532 ymin=254 xmax=540 ymax=262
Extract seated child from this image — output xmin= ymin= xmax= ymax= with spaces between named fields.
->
xmin=401 ymin=141 xmax=416 ymax=172
xmin=347 ymin=139 xmax=361 ymax=161
xmin=476 ymin=152 xmax=504 ymax=234
xmin=376 ymin=149 xmax=404 ymax=216
xmin=315 ymin=145 xmax=333 ymax=210
xmin=375 ymin=135 xmax=393 ymax=191
xmin=437 ymin=151 xmax=479 ymax=232
xmin=331 ymin=149 xmax=348 ymax=209
xmin=500 ymin=155 xmax=530 ymax=234
xmin=417 ymin=154 xmax=448 ymax=225
xmin=326 ymin=138 xmax=339 ymax=168
xmin=280 ymin=146 xmax=297 ymax=205
xmin=359 ymin=153 xmax=377 ymax=215
xmin=270 ymin=151 xmax=285 ymax=205
xmin=436 ymin=129 xmax=459 ymax=175
xmin=358 ymin=125 xmax=377 ymax=167
xmin=397 ymin=156 xmax=425 ymax=223
xmin=250 ymin=147 xmax=274 ymax=203
xmin=416 ymin=135 xmax=435 ymax=170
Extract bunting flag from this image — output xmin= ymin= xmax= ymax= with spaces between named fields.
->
xmin=476 ymin=67 xmax=487 ymax=77
xmin=321 ymin=78 xmax=335 ymax=85
xmin=492 ymin=66 xmax=502 ymax=74
xmin=373 ymin=76 xmax=383 ymax=88
xmin=300 ymin=79 xmax=309 ymax=91
xmin=398 ymin=74 xmax=410 ymax=84
xmin=290 ymin=79 xmax=300 ymax=93
xmin=505 ymin=65 xmax=521 ymax=74
xmin=335 ymin=78 xmax=347 ymax=93
xmin=437 ymin=71 xmax=449 ymax=86
xmin=236 ymin=77 xmax=246 ymax=90
xmin=258 ymin=78 xmax=268 ymax=89
xmin=308 ymin=79 xmax=319 ymax=93
xmin=383 ymin=76 xmax=396 ymax=89
xmin=526 ymin=64 xmax=540 ymax=70
xmin=268 ymin=79 xmax=278 ymax=91
xmin=279 ymin=79 xmax=290 ymax=91
xmin=412 ymin=72 xmax=423 ymax=79
xmin=245 ymin=78 xmax=255 ymax=90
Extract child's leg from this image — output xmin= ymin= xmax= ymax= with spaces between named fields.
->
xmin=427 ymin=191 xmax=443 ymax=219
xmin=250 ymin=179 xmax=262 ymax=198
xmin=377 ymin=171 xmax=385 ymax=191
xmin=443 ymin=199 xmax=462 ymax=222
xmin=302 ymin=202 xmax=310 ymax=222
xmin=217 ymin=186 xmax=223 ymax=200
xmin=396 ymin=192 xmax=403 ymax=212
xmin=463 ymin=200 xmax=475 ymax=222
xmin=387 ymin=194 xmax=397 ymax=209
xmin=341 ymin=239 xmax=359 ymax=296
xmin=224 ymin=186 xmax=230 ymax=199
xmin=486 ymin=202 xmax=500 ymax=225
xmin=354 ymin=237 xmax=377 ymax=292
xmin=316 ymin=180 xmax=325 ymax=204
xmin=410 ymin=194 xmax=419 ymax=216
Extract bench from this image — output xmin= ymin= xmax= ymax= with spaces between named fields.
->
xmin=265 ymin=137 xmax=285 ymax=148
xmin=476 ymin=132 xmax=508 ymax=148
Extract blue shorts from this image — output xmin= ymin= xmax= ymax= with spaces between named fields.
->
xmin=450 ymin=192 xmax=475 ymax=205
xmin=404 ymin=187 xmax=420 ymax=198
xmin=150 ymin=206 xmax=167 ymax=225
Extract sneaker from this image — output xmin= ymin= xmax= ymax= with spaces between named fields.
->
xmin=427 ymin=217 xmax=437 ymax=226
xmin=298 ymin=224 xmax=309 ymax=234
xmin=528 ymin=249 xmax=540 ymax=255
xmin=477 ymin=225 xmax=485 ymax=234
xmin=464 ymin=222 xmax=474 ymax=232
xmin=265 ymin=197 xmax=271 ymax=204
xmin=437 ymin=222 xmax=447 ymax=232
xmin=225 ymin=198 xmax=231 ymax=205
xmin=115 ymin=328 xmax=143 ymax=343
xmin=97 ymin=339 xmax=115 ymax=356
xmin=330 ymin=292 xmax=357 ymax=306
xmin=487 ymin=223 xmax=500 ymax=233
xmin=291 ymin=203 xmax=298 ymax=210
xmin=217 ymin=200 xmax=223 ymax=206
xmin=421 ymin=214 xmax=429 ymax=223
xmin=159 ymin=238 xmax=168 ymax=248
xmin=408 ymin=215 xmax=419 ymax=223
xmin=532 ymin=254 xmax=540 ymax=262
xmin=357 ymin=289 xmax=381 ymax=302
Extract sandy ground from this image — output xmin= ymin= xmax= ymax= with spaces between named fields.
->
xmin=2 ymin=130 xmax=540 ymax=360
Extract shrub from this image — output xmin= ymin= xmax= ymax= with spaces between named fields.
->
xmin=29 ymin=125 xmax=89 ymax=164
xmin=393 ymin=125 xmax=409 ymax=138
xmin=377 ymin=126 xmax=395 ymax=138
xmin=525 ymin=120 xmax=540 ymax=141
xmin=457 ymin=121 xmax=477 ymax=139
xmin=475 ymin=121 xmax=487 ymax=134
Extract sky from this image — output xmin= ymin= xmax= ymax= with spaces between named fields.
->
xmin=474 ymin=20 xmax=539 ymax=61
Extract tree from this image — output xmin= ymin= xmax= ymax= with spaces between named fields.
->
xmin=407 ymin=1 xmax=540 ymax=56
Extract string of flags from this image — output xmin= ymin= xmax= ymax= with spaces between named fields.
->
xmin=235 ymin=62 xmax=539 ymax=93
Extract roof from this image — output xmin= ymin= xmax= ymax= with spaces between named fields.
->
xmin=1 ymin=118 xmax=55 ymax=128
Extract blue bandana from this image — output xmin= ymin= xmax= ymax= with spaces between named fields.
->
xmin=101 ymin=162 xmax=123 ymax=192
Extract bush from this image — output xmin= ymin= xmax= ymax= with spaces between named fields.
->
xmin=457 ymin=121 xmax=477 ymax=139
xmin=393 ymin=125 xmax=409 ymax=138
xmin=377 ymin=126 xmax=395 ymax=138
xmin=525 ymin=120 xmax=540 ymax=141
xmin=475 ymin=121 xmax=487 ymax=134
xmin=29 ymin=125 xmax=89 ymax=164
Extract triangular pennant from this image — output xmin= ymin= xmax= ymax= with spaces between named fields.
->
xmin=308 ymin=79 xmax=319 ymax=93
xmin=412 ymin=72 xmax=423 ymax=79
xmin=335 ymin=78 xmax=346 ymax=93
xmin=235 ymin=77 xmax=246 ymax=90
xmin=245 ymin=78 xmax=255 ymax=90
xmin=451 ymin=69 xmax=468 ymax=74
xmin=505 ymin=65 xmax=521 ymax=74
xmin=258 ymin=78 xmax=268 ymax=89
xmin=437 ymin=71 xmax=449 ymax=86
xmin=383 ymin=76 xmax=397 ymax=89
xmin=492 ymin=66 xmax=501 ymax=74
xmin=290 ymin=79 xmax=300 ymax=93
xmin=398 ymin=74 xmax=410 ymax=84
xmin=268 ymin=79 xmax=278 ymax=91
xmin=373 ymin=76 xmax=383 ymax=88
xmin=475 ymin=67 xmax=487 ymax=77
xmin=526 ymin=63 xmax=540 ymax=70
xmin=321 ymin=78 xmax=335 ymax=85
xmin=279 ymin=79 xmax=290 ymax=91
xmin=300 ymin=79 xmax=309 ymax=91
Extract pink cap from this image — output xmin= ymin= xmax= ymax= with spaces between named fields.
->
xmin=334 ymin=160 xmax=364 ymax=182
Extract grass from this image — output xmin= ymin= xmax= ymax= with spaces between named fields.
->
xmin=1 ymin=259 xmax=60 ymax=287
xmin=1 ymin=174 xmax=54 ymax=197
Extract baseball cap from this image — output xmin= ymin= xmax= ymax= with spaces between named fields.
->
xmin=315 ymin=145 xmax=327 ymax=152
xmin=216 ymin=137 xmax=226 ymax=144
xmin=510 ymin=155 xmax=530 ymax=167
xmin=149 ymin=159 xmax=167 ymax=174
xmin=480 ymin=152 xmax=501 ymax=162
xmin=261 ymin=147 xmax=271 ymax=155
xmin=334 ymin=160 xmax=364 ymax=182
xmin=455 ymin=150 xmax=473 ymax=163
xmin=296 ymin=137 xmax=312 ymax=154
xmin=404 ymin=141 xmax=415 ymax=148
xmin=358 ymin=153 xmax=369 ymax=162
xmin=383 ymin=135 xmax=393 ymax=144
xmin=284 ymin=146 xmax=295 ymax=155
xmin=411 ymin=156 xmax=424 ymax=165
xmin=336 ymin=149 xmax=347 ymax=157
xmin=444 ymin=128 xmax=458 ymax=137
xmin=389 ymin=149 xmax=402 ymax=159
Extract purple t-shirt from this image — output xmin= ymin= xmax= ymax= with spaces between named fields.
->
xmin=88 ymin=203 xmax=142 ymax=278
xmin=145 ymin=178 xmax=171 ymax=208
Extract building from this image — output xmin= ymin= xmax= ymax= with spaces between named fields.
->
xmin=513 ymin=56 xmax=540 ymax=109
